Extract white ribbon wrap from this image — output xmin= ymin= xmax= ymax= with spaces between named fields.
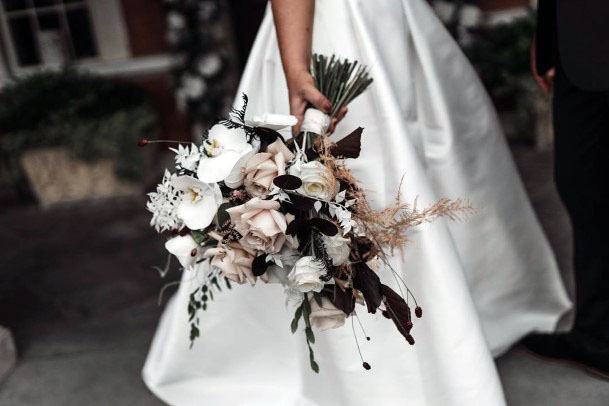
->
xmin=301 ymin=108 xmax=331 ymax=135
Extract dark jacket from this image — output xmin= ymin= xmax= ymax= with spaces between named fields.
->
xmin=536 ymin=0 xmax=609 ymax=91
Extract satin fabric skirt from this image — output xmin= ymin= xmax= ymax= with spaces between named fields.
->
xmin=143 ymin=1 xmax=571 ymax=404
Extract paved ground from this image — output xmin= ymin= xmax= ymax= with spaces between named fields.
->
xmin=0 ymin=145 xmax=607 ymax=405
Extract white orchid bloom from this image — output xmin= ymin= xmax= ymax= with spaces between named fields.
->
xmin=246 ymin=113 xmax=298 ymax=131
xmin=197 ymin=124 xmax=256 ymax=185
xmin=165 ymin=234 xmax=200 ymax=269
xmin=172 ymin=175 xmax=222 ymax=230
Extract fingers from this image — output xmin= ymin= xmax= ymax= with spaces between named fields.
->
xmin=535 ymin=74 xmax=550 ymax=94
xmin=336 ymin=106 xmax=348 ymax=122
xmin=302 ymin=85 xmax=332 ymax=113
xmin=535 ymin=69 xmax=555 ymax=95
xmin=544 ymin=68 xmax=556 ymax=93
xmin=530 ymin=35 xmax=550 ymax=94
xmin=328 ymin=118 xmax=338 ymax=134
xmin=290 ymin=98 xmax=306 ymax=136
xmin=328 ymin=107 xmax=348 ymax=134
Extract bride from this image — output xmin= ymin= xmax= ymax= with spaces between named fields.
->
xmin=143 ymin=0 xmax=571 ymax=404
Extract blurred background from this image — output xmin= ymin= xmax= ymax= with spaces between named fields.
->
xmin=0 ymin=0 xmax=607 ymax=405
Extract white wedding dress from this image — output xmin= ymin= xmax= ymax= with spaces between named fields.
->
xmin=143 ymin=1 xmax=571 ymax=405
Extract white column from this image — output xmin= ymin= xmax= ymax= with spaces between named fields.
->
xmin=87 ymin=0 xmax=131 ymax=61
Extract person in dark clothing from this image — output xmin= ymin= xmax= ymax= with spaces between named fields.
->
xmin=525 ymin=0 xmax=609 ymax=378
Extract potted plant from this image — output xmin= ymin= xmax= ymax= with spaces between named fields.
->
xmin=0 ymin=70 xmax=158 ymax=206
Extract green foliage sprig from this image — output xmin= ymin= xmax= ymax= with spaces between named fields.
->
xmin=310 ymin=54 xmax=373 ymax=117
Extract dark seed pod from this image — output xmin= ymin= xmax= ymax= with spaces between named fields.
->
xmin=381 ymin=310 xmax=391 ymax=319
xmin=366 ymin=336 xmax=371 ymax=341
xmin=406 ymin=321 xmax=414 ymax=330
xmin=415 ymin=306 xmax=423 ymax=318
xmin=406 ymin=334 xmax=415 ymax=345
xmin=190 ymin=249 xmax=198 ymax=257
xmin=362 ymin=362 xmax=371 ymax=370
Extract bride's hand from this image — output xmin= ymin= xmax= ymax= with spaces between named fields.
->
xmin=286 ymin=69 xmax=348 ymax=135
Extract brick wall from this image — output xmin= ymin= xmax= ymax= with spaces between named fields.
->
xmin=120 ymin=0 xmax=168 ymax=57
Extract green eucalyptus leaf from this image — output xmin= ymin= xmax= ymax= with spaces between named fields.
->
xmin=305 ymin=327 xmax=316 ymax=344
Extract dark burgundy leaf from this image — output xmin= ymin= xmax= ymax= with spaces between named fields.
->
xmin=352 ymin=263 xmax=382 ymax=313
xmin=252 ymin=254 xmax=270 ymax=277
xmin=380 ymin=284 xmax=413 ymax=340
xmin=286 ymin=218 xmax=307 ymax=236
xmin=330 ymin=127 xmax=363 ymax=158
xmin=273 ymin=174 xmax=302 ymax=190
xmin=353 ymin=236 xmax=378 ymax=261
xmin=330 ymin=285 xmax=355 ymax=315
xmin=287 ymin=193 xmax=315 ymax=210
xmin=309 ymin=217 xmax=338 ymax=236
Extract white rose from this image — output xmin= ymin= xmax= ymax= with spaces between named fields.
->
xmin=322 ymin=234 xmax=351 ymax=266
xmin=309 ymin=296 xmax=347 ymax=331
xmin=289 ymin=161 xmax=337 ymax=200
xmin=288 ymin=256 xmax=325 ymax=293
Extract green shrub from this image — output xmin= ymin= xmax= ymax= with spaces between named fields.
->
xmin=463 ymin=11 xmax=536 ymax=109
xmin=0 ymin=70 xmax=158 ymax=183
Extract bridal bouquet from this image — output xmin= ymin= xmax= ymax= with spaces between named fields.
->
xmin=145 ymin=55 xmax=469 ymax=372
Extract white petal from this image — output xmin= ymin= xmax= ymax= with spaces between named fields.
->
xmin=197 ymin=151 xmax=242 ymax=183
xmin=177 ymin=194 xmax=219 ymax=230
xmin=224 ymin=149 xmax=256 ymax=188
xmin=246 ymin=113 xmax=298 ymax=130
xmin=165 ymin=235 xmax=198 ymax=268
xmin=171 ymin=175 xmax=203 ymax=191
xmin=209 ymin=124 xmax=248 ymax=149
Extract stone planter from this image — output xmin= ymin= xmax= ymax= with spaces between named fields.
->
xmin=0 ymin=326 xmax=16 ymax=383
xmin=20 ymin=147 xmax=140 ymax=207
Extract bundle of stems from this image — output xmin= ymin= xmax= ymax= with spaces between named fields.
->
xmin=310 ymin=54 xmax=373 ymax=117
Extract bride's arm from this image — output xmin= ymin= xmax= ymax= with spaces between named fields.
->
xmin=271 ymin=0 xmax=346 ymax=133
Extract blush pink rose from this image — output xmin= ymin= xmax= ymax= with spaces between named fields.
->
xmin=225 ymin=197 xmax=289 ymax=253
xmin=204 ymin=242 xmax=257 ymax=285
xmin=243 ymin=139 xmax=295 ymax=197
xmin=309 ymin=295 xmax=347 ymax=331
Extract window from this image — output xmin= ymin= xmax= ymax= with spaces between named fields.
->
xmin=0 ymin=0 xmax=97 ymax=69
